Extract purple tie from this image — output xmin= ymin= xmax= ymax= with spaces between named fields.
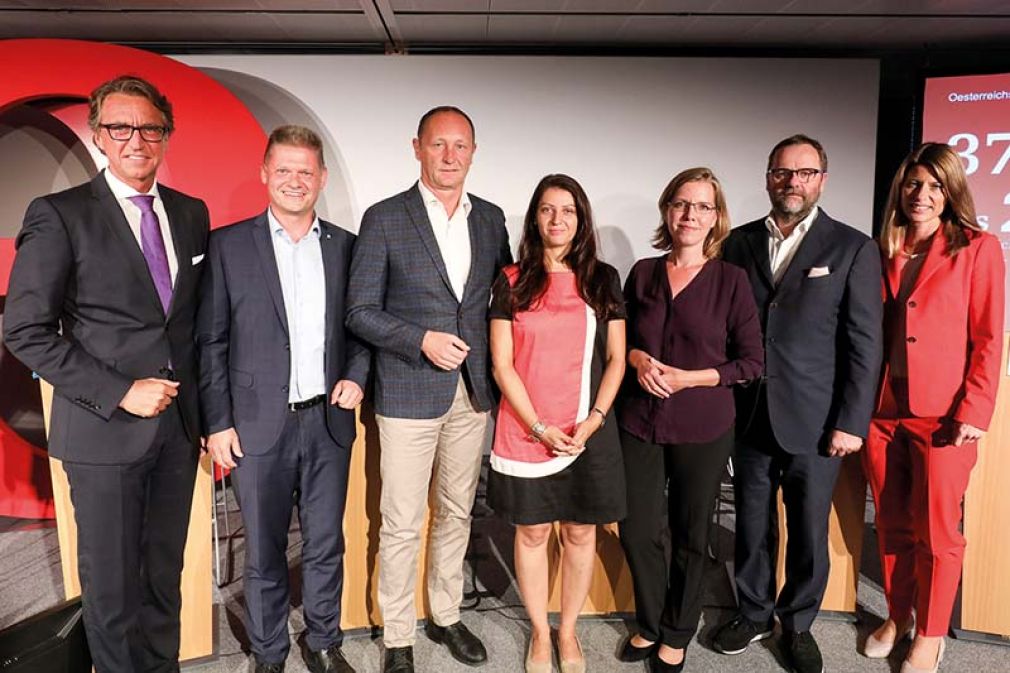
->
xmin=128 ymin=194 xmax=173 ymax=314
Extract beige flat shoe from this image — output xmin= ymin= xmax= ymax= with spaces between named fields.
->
xmin=526 ymin=635 xmax=553 ymax=673
xmin=863 ymin=620 xmax=913 ymax=658
xmin=558 ymin=634 xmax=586 ymax=673
xmin=899 ymin=638 xmax=945 ymax=673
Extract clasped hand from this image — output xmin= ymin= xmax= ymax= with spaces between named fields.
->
xmin=635 ymin=354 xmax=688 ymax=399
xmin=537 ymin=415 xmax=602 ymax=456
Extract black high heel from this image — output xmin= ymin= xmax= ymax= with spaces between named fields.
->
xmin=617 ymin=635 xmax=656 ymax=662
xmin=649 ymin=644 xmax=687 ymax=673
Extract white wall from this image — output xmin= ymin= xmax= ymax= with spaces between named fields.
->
xmin=174 ymin=54 xmax=879 ymax=277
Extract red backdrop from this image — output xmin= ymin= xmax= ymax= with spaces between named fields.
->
xmin=923 ymin=72 xmax=1010 ymax=329
xmin=0 ymin=38 xmax=267 ymax=518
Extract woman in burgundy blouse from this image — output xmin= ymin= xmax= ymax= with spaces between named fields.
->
xmin=616 ymin=167 xmax=763 ymax=672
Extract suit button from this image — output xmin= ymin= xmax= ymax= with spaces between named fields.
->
xmin=770 ymin=302 xmax=779 ymax=309
xmin=284 ymin=343 xmax=290 ymax=351
xmin=282 ymin=385 xmax=289 ymax=392
xmin=908 ymin=300 xmax=917 ymax=308
xmin=768 ymin=337 xmax=777 ymax=343
xmin=907 ymin=336 xmax=917 ymax=343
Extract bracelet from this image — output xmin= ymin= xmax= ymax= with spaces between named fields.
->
xmin=591 ymin=407 xmax=607 ymax=426
xmin=530 ymin=420 xmax=547 ymax=439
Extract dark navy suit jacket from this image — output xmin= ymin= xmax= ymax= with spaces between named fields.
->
xmin=722 ymin=210 xmax=883 ymax=454
xmin=196 ymin=212 xmax=370 ymax=453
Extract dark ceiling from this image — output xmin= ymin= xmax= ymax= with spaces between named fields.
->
xmin=1 ymin=1 xmax=1009 ymax=54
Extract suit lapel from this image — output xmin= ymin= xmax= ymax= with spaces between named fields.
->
xmin=251 ymin=212 xmax=290 ymax=335
xmin=405 ymin=184 xmax=456 ymax=300
xmin=745 ymin=225 xmax=775 ymax=290
xmin=460 ymin=200 xmax=481 ymax=303
xmin=776 ymin=213 xmax=832 ymax=293
xmin=159 ymin=187 xmax=190 ymax=319
xmin=884 ymin=252 xmax=901 ymax=300
xmin=90 ymin=175 xmax=165 ymax=317
xmin=319 ymin=221 xmax=341 ymax=347
xmin=909 ymin=229 xmax=949 ymax=297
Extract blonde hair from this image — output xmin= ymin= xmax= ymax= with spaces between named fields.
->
xmin=652 ymin=167 xmax=731 ymax=259
xmin=879 ymin=143 xmax=981 ymax=259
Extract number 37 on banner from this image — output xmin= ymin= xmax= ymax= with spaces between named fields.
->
xmin=948 ymin=132 xmax=1010 ymax=232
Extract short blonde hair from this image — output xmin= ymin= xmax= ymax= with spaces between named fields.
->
xmin=265 ymin=124 xmax=325 ymax=167
xmin=652 ymin=167 xmax=731 ymax=259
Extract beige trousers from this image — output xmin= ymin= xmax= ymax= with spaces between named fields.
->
xmin=376 ymin=377 xmax=489 ymax=646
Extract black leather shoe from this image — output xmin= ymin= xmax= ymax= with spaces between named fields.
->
xmin=253 ymin=658 xmax=285 ymax=673
xmin=618 ymin=635 xmax=656 ymax=662
xmin=305 ymin=645 xmax=356 ymax=673
xmin=383 ymin=646 xmax=414 ymax=673
xmin=784 ymin=631 xmax=824 ymax=673
xmin=425 ymin=620 xmax=488 ymax=665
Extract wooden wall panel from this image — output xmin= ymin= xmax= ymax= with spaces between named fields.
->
xmin=961 ymin=332 xmax=1010 ymax=635
xmin=340 ymin=408 xmax=635 ymax=627
xmin=776 ymin=453 xmax=867 ymax=613
xmin=42 ymin=381 xmax=214 ymax=662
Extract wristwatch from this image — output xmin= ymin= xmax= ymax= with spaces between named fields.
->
xmin=530 ymin=420 xmax=547 ymax=439
xmin=591 ymin=407 xmax=607 ymax=426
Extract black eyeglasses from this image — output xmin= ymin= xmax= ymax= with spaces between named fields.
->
xmin=767 ymin=168 xmax=824 ymax=183
xmin=99 ymin=124 xmax=169 ymax=142
xmin=668 ymin=200 xmax=717 ymax=215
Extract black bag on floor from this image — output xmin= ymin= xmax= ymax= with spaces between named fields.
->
xmin=0 ymin=597 xmax=91 ymax=672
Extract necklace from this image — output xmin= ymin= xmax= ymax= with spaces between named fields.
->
xmin=901 ymin=237 xmax=932 ymax=259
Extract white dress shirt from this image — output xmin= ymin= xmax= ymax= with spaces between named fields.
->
xmin=268 ymin=208 xmax=327 ymax=403
xmin=418 ymin=180 xmax=472 ymax=301
xmin=104 ymin=169 xmax=179 ymax=284
xmin=765 ymin=206 xmax=819 ymax=284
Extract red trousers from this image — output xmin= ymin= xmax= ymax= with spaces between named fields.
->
xmin=863 ymin=381 xmax=978 ymax=636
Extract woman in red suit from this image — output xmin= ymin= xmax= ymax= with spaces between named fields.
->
xmin=862 ymin=142 xmax=1004 ymax=673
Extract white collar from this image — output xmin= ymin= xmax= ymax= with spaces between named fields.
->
xmin=104 ymin=168 xmax=160 ymax=200
xmin=418 ymin=180 xmax=471 ymax=217
xmin=267 ymin=207 xmax=320 ymax=239
xmin=765 ymin=205 xmax=819 ymax=241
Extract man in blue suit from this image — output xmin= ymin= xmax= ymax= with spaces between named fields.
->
xmin=197 ymin=125 xmax=369 ymax=673
xmin=714 ymin=135 xmax=882 ymax=673
xmin=347 ymin=107 xmax=512 ymax=673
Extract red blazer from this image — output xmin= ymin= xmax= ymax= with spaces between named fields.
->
xmin=879 ymin=229 xmax=1005 ymax=429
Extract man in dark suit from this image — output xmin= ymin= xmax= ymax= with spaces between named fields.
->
xmin=346 ymin=106 xmax=511 ymax=673
xmin=197 ymin=126 xmax=369 ymax=673
xmin=714 ymin=135 xmax=883 ymax=673
xmin=2 ymin=76 xmax=208 ymax=673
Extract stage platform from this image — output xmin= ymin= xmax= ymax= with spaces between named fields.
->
xmin=2 ymin=473 xmax=1007 ymax=673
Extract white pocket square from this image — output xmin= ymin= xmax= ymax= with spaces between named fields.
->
xmin=807 ymin=266 xmax=830 ymax=278
xmin=191 ymin=254 xmax=205 ymax=265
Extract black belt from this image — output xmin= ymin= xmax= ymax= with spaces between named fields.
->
xmin=287 ymin=394 xmax=325 ymax=412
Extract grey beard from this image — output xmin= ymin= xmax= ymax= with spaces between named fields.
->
xmin=772 ymin=195 xmax=816 ymax=220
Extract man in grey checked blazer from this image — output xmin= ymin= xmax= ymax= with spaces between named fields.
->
xmin=346 ymin=107 xmax=512 ymax=673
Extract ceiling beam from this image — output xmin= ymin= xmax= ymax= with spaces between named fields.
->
xmin=360 ymin=0 xmax=405 ymax=53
